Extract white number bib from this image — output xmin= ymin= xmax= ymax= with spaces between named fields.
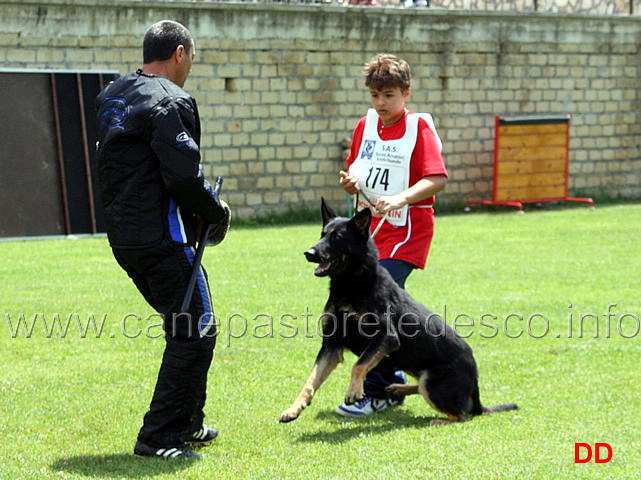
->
xmin=349 ymin=109 xmax=420 ymax=227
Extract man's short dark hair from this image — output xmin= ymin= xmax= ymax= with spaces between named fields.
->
xmin=143 ymin=20 xmax=192 ymax=64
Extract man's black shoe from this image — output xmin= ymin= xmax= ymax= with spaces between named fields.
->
xmin=134 ymin=440 xmax=202 ymax=459
xmin=185 ymin=425 xmax=218 ymax=446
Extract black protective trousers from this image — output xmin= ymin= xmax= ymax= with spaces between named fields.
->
xmin=113 ymin=238 xmax=217 ymax=448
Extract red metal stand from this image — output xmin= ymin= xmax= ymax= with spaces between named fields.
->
xmin=465 ymin=114 xmax=593 ymax=213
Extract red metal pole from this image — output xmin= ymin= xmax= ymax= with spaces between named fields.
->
xmin=564 ymin=113 xmax=571 ymax=198
xmin=492 ymin=114 xmax=500 ymax=202
xmin=49 ymin=73 xmax=71 ymax=235
xmin=76 ymin=73 xmax=97 ymax=234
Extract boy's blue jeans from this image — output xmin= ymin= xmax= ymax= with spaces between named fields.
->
xmin=365 ymin=259 xmax=416 ymax=401
xmin=379 ymin=258 xmax=414 ymax=289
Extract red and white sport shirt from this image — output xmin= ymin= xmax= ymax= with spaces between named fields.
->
xmin=347 ymin=109 xmax=447 ymax=269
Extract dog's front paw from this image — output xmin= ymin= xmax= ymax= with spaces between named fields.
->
xmin=279 ymin=406 xmax=303 ymax=423
xmin=344 ymin=389 xmax=364 ymax=405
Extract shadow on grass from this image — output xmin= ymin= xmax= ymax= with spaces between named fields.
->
xmin=294 ymin=408 xmax=440 ymax=444
xmin=51 ymin=452 xmax=197 ymax=478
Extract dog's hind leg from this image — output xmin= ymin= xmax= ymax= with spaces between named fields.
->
xmin=385 ymin=370 xmax=424 ymax=397
xmin=280 ymin=345 xmax=343 ymax=423
xmin=385 ymin=383 xmax=419 ymax=396
xmin=416 ymin=371 xmax=469 ymax=425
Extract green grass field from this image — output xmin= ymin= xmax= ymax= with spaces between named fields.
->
xmin=1 ymin=203 xmax=640 ymax=479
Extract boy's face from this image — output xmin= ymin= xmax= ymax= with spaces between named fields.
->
xmin=369 ymin=86 xmax=410 ymax=126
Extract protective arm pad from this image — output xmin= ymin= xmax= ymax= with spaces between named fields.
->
xmin=205 ymin=200 xmax=231 ymax=247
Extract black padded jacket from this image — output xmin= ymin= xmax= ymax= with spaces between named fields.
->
xmin=95 ymin=69 xmax=225 ymax=248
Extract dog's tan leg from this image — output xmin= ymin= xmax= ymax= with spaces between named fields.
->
xmin=386 ymin=383 xmax=419 ymax=396
xmin=344 ymin=364 xmax=367 ymax=405
xmin=429 ymin=413 xmax=467 ymax=426
xmin=344 ymin=331 xmax=402 ymax=404
xmin=280 ymin=347 xmax=343 ymax=423
xmin=344 ymin=349 xmax=388 ymax=404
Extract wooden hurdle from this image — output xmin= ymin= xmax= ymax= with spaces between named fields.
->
xmin=465 ymin=114 xmax=594 ymax=213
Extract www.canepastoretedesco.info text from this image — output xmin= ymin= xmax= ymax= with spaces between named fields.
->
xmin=4 ymin=304 xmax=640 ymax=346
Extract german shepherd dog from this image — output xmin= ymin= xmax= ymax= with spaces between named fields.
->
xmin=280 ymin=199 xmax=518 ymax=425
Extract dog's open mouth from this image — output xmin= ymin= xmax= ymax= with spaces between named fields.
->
xmin=314 ymin=260 xmax=334 ymax=276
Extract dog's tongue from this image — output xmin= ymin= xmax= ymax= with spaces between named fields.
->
xmin=315 ymin=262 xmax=331 ymax=276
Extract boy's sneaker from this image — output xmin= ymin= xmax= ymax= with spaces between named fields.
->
xmin=133 ymin=440 xmax=201 ymax=459
xmin=185 ymin=425 xmax=218 ymax=446
xmin=336 ymin=396 xmax=404 ymax=418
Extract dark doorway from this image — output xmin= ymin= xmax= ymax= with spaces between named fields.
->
xmin=0 ymin=70 xmax=119 ymax=237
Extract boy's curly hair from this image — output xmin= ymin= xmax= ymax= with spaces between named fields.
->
xmin=364 ymin=54 xmax=411 ymax=92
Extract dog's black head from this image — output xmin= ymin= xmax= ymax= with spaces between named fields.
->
xmin=304 ymin=198 xmax=374 ymax=277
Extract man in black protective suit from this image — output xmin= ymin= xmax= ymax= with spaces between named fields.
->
xmin=95 ymin=20 xmax=230 ymax=459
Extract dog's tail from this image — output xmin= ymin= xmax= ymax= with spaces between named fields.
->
xmin=481 ymin=403 xmax=519 ymax=414
xmin=471 ymin=381 xmax=518 ymax=415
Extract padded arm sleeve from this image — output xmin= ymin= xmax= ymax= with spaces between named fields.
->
xmin=150 ymin=97 xmax=226 ymax=225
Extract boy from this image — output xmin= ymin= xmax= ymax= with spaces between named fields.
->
xmin=338 ymin=54 xmax=447 ymax=417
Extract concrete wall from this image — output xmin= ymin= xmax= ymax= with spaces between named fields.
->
xmin=2 ymin=0 xmax=640 ymax=217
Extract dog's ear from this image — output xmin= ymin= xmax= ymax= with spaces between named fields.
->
xmin=321 ymin=197 xmax=337 ymax=226
xmin=351 ymin=207 xmax=372 ymax=238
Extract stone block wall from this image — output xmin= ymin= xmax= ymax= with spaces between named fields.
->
xmin=429 ymin=0 xmax=637 ymax=15
xmin=1 ymin=0 xmax=640 ymax=218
